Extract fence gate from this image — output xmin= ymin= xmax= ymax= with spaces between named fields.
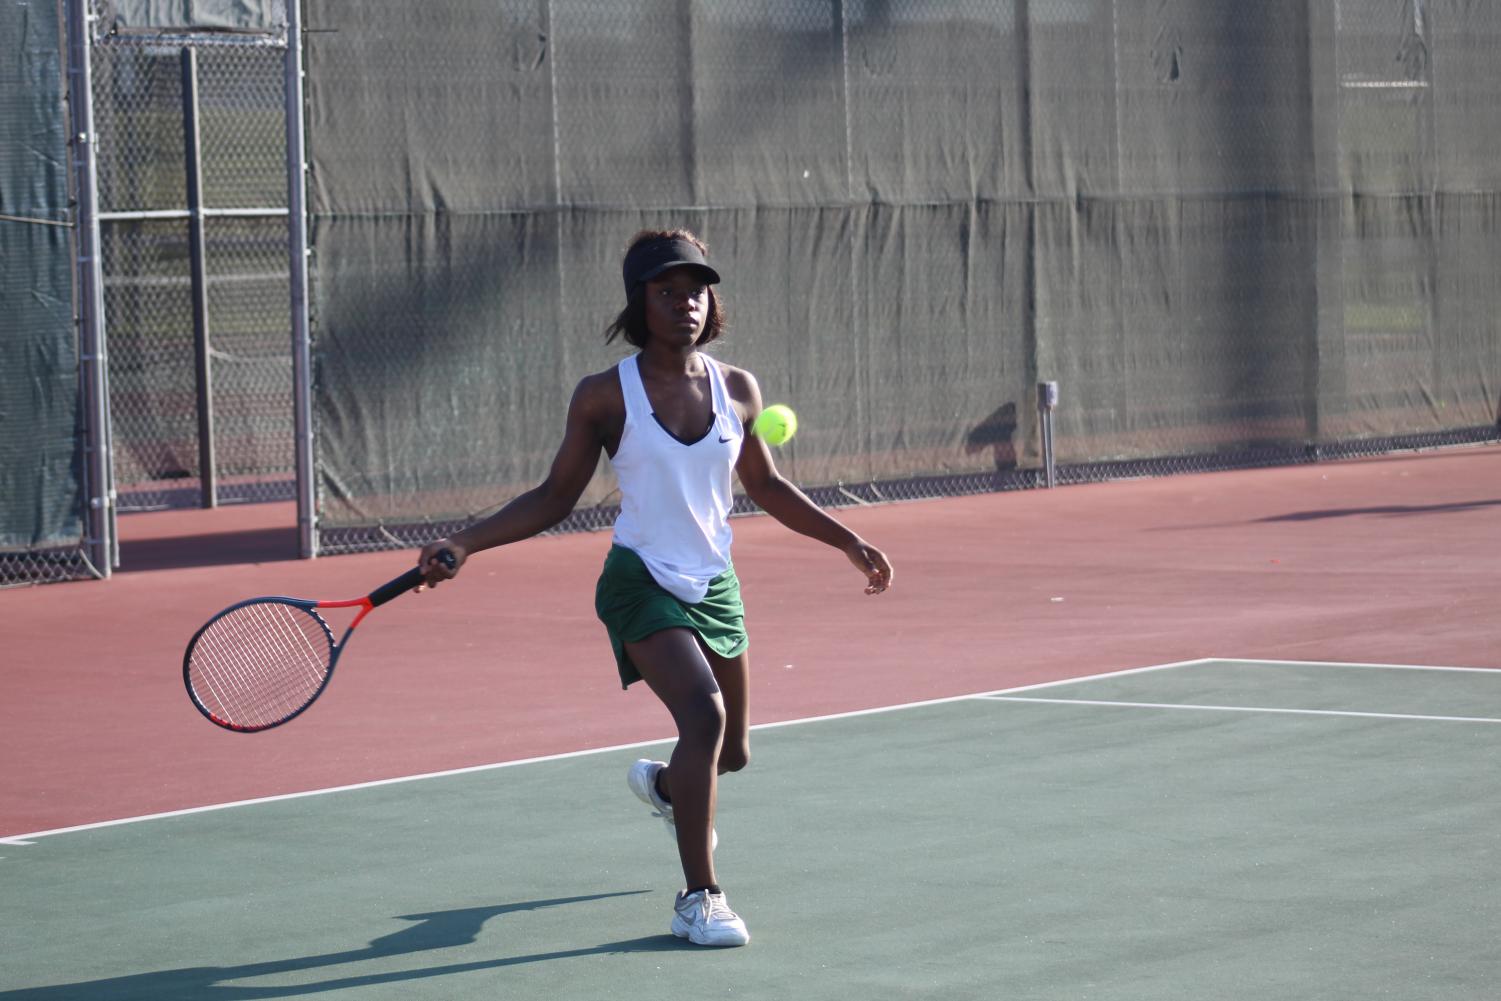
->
xmin=83 ymin=2 xmax=300 ymax=535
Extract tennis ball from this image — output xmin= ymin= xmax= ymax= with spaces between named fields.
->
xmin=753 ymin=404 xmax=798 ymax=446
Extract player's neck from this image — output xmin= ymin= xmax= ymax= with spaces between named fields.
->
xmin=638 ymin=345 xmax=703 ymax=380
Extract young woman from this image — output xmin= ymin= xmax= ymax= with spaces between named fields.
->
xmin=417 ymin=229 xmax=893 ymax=947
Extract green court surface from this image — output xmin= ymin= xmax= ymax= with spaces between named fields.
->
xmin=4 ymin=660 xmax=1498 ymax=1000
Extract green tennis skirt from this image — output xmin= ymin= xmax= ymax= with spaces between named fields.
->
xmin=594 ymin=544 xmax=748 ymax=689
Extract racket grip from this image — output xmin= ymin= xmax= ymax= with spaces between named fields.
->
xmin=369 ymin=549 xmax=456 ymax=607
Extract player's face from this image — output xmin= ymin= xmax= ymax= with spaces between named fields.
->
xmin=643 ymin=267 xmax=710 ymax=346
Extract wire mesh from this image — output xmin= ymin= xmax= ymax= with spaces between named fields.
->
xmin=0 ymin=550 xmax=103 ymax=589
xmin=91 ymin=36 xmax=293 ymax=512
xmin=206 ymin=216 xmax=295 ymax=491
xmin=17 ymin=1 xmax=1496 ymax=579
xmin=198 ymin=46 xmax=289 ymax=208
xmin=305 ymin=0 xmax=1501 ymax=557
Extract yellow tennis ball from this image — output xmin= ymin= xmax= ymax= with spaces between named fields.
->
xmin=753 ymin=404 xmax=798 ymax=446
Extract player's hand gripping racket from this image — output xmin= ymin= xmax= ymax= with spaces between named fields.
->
xmin=183 ymin=550 xmax=455 ymax=732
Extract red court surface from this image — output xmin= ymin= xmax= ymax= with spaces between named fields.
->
xmin=3 ymin=446 xmax=1498 ymax=840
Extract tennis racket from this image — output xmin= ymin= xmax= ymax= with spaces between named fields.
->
xmin=183 ymin=550 xmax=455 ymax=732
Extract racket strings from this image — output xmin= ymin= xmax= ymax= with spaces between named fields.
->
xmin=187 ymin=601 xmax=334 ymax=729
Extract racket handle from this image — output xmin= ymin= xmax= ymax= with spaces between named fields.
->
xmin=369 ymin=549 xmax=456 ymax=607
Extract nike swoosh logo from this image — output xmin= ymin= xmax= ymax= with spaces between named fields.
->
xmin=718 ymin=436 xmax=733 ymax=443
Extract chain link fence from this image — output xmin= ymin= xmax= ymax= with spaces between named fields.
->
xmin=92 ymin=32 xmax=293 ymax=512
xmin=8 ymin=3 xmax=1499 ymax=580
xmin=306 ymin=0 xmax=1500 ymax=557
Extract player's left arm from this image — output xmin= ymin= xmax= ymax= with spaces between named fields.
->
xmin=726 ymin=366 xmax=892 ymax=594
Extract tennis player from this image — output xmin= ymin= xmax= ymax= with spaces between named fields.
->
xmin=417 ymin=228 xmax=893 ymax=947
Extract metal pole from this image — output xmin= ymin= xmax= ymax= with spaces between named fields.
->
xmin=182 ymin=47 xmax=217 ymax=508
xmin=97 ymin=207 xmax=290 ymax=221
xmin=285 ymin=0 xmax=317 ymax=557
xmin=66 ymin=0 xmax=113 ymax=577
xmin=1038 ymin=381 xmax=1059 ymax=489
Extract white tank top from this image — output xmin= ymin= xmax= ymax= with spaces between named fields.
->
xmin=609 ymin=352 xmax=744 ymax=603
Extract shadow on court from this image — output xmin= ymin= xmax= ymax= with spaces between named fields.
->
xmin=117 ymin=524 xmax=301 ymax=572
xmin=2 ymin=892 xmax=670 ymax=1000
xmin=1148 ymin=495 xmax=1501 ymax=531
xmin=1254 ymin=498 xmax=1501 ymax=522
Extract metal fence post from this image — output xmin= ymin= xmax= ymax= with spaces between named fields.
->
xmin=285 ymin=0 xmax=316 ymax=557
xmin=181 ymin=46 xmax=216 ymax=508
xmin=66 ymin=0 xmax=114 ymax=576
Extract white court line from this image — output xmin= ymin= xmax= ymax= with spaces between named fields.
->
xmin=749 ymin=657 xmax=1218 ymax=732
xmin=1216 ymin=658 xmax=1499 ymax=674
xmin=0 ymin=658 xmax=1216 ymax=847
xmin=10 ymin=657 xmax=1490 ymax=847
xmin=983 ymin=696 xmax=1501 ymax=725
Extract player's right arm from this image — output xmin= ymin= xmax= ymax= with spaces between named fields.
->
xmin=418 ymin=372 xmax=616 ymax=583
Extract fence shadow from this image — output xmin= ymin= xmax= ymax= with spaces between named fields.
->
xmin=2 ymin=892 xmax=668 ymax=1000
xmin=116 ymin=501 xmax=299 ymax=572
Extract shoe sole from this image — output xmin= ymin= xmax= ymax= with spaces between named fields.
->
xmin=671 ymin=918 xmax=750 ymax=947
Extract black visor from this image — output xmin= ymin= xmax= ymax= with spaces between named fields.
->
xmin=621 ymin=236 xmax=721 ymax=295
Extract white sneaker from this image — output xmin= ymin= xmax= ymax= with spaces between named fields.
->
xmin=627 ymin=759 xmax=717 ymax=851
xmin=671 ymin=889 xmax=750 ymax=947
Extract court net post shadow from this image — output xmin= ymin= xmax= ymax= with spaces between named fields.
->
xmin=965 ymin=401 xmax=1019 ymax=470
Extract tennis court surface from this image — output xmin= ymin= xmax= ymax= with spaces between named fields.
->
xmin=4 ymin=449 xmax=1500 ymax=998
xmin=5 ymin=657 xmax=1499 ymax=1000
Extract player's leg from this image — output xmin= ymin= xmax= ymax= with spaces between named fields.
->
xmin=701 ymin=642 xmax=750 ymax=775
xmin=652 ymin=642 xmax=748 ymax=798
xmin=628 ymin=628 xmax=753 ymax=947
xmin=625 ymin=627 xmax=724 ymax=891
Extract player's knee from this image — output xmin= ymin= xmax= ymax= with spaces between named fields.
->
xmin=676 ymin=693 xmax=726 ymax=749
xmin=718 ymin=741 xmax=750 ymax=774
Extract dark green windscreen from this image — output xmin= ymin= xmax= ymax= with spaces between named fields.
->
xmin=1 ymin=0 xmax=83 ymax=559
xmin=303 ymin=1 xmax=1500 ymax=545
xmin=102 ymin=0 xmax=285 ymax=33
